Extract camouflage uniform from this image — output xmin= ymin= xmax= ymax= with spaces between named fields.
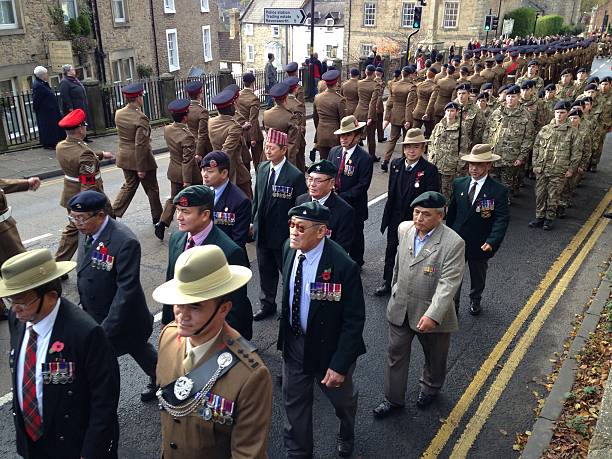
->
xmin=559 ymin=121 xmax=591 ymax=211
xmin=516 ymin=74 xmax=545 ymax=92
xmin=532 ymin=120 xmax=579 ymax=221
xmin=555 ymin=82 xmax=576 ymax=101
xmin=428 ymin=118 xmax=461 ymax=200
xmin=586 ymin=94 xmax=607 ymax=170
xmin=455 ymin=101 xmax=486 ymax=165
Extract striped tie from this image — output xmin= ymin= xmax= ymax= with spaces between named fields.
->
xmin=22 ymin=327 xmax=42 ymax=441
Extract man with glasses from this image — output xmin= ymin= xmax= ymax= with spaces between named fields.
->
xmin=296 ymin=160 xmax=354 ymax=253
xmin=1 ymin=248 xmax=120 ymax=458
xmin=69 ymin=190 xmax=158 ymax=402
xmin=279 ymin=201 xmax=366 ymax=458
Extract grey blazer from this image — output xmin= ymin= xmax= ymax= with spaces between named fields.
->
xmin=387 ymin=221 xmax=465 ymax=333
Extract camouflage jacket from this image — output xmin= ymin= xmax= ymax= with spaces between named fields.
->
xmin=428 ymin=118 xmax=461 ymax=175
xmin=555 ymin=82 xmax=576 ymax=101
xmin=532 ymin=120 xmax=579 ymax=176
xmin=454 ymin=101 xmax=486 ymax=154
xmin=520 ymin=95 xmax=550 ymax=130
xmin=484 ymin=105 xmax=535 ymax=166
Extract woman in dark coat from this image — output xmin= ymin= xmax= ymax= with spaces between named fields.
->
xmin=32 ymin=66 xmax=65 ymax=149
xmin=58 ymin=64 xmax=91 ymax=126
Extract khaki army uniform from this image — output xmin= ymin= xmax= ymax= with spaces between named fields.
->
xmin=187 ymin=100 xmax=213 ymax=159
xmin=492 ymin=65 xmax=506 ymax=90
xmin=313 ymin=88 xmax=346 ymax=160
xmin=434 ymin=70 xmax=447 ymax=84
xmin=113 ymin=103 xmax=163 ymax=222
xmin=532 ymin=120 xmax=578 ymax=221
xmin=286 ymin=93 xmax=307 ymax=171
xmin=209 ymin=114 xmax=253 ymax=199
xmin=555 ymin=82 xmax=576 ymax=101
xmin=467 ymin=73 xmax=486 ymax=92
xmin=560 ymin=120 xmax=592 ymax=211
xmin=160 ymin=122 xmax=202 ymax=226
xmin=295 ymin=84 xmax=305 ymax=105
xmin=427 ymin=76 xmax=457 ymax=123
xmin=383 ymin=79 xmax=417 ymax=162
xmin=412 ymin=78 xmax=436 ymax=136
xmin=480 ymin=67 xmax=498 ymax=92
xmin=55 ymin=136 xmax=112 ymax=262
xmin=375 ymin=77 xmax=386 ymax=142
xmin=574 ymin=77 xmax=588 ymax=97
xmin=263 ymin=102 xmax=304 ymax=167
xmin=235 ymin=88 xmax=264 ymax=168
xmin=157 ymin=323 xmax=272 ymax=459
xmin=586 ymin=93 xmax=607 ymax=170
xmin=353 ymin=77 xmax=380 ymax=157
xmin=428 ymin=118 xmax=461 ymax=200
xmin=341 ymin=78 xmax=359 ymax=116
xmin=0 ymin=179 xmax=29 ymax=267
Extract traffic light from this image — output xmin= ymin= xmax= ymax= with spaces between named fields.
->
xmin=484 ymin=15 xmax=492 ymax=31
xmin=413 ymin=6 xmax=422 ymax=29
xmin=491 ymin=16 xmax=499 ymax=30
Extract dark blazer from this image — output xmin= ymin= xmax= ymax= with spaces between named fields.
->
xmin=277 ymin=238 xmax=366 ymax=375
xmin=446 ymin=175 xmax=510 ymax=259
xmin=9 ymin=299 xmax=120 ymax=459
xmin=166 ymin=225 xmax=253 ymax=340
xmin=252 ymin=159 xmax=307 ymax=249
xmin=58 ymin=76 xmax=89 ymax=122
xmin=296 ymin=192 xmax=355 ymax=253
xmin=214 ymin=181 xmax=252 ymax=248
xmin=328 ymin=145 xmax=374 ymax=222
xmin=32 ymin=77 xmax=65 ymax=148
xmin=76 ymin=218 xmax=153 ymax=350
xmin=381 ymin=157 xmax=440 ymax=233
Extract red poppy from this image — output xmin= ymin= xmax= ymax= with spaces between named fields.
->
xmin=49 ymin=341 xmax=64 ymax=354
xmin=322 ymin=270 xmax=331 ymax=281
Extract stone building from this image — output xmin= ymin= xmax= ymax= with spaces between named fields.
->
xmin=218 ymin=8 xmax=242 ymax=74
xmin=292 ymin=0 xmax=344 ymax=64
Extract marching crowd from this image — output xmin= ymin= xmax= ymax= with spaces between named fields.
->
xmin=0 ymin=32 xmax=611 ymax=459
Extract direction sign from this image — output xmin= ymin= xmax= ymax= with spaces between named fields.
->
xmin=264 ymin=8 xmax=306 ymax=25
xmin=502 ymin=18 xmax=514 ymax=36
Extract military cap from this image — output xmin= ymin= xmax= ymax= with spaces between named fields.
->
xmin=58 ymin=108 xmax=87 ymax=129
xmin=334 ymin=115 xmax=366 ymax=135
xmin=267 ymin=128 xmax=288 ymax=145
xmin=510 ymin=51 xmax=519 ymax=57
xmin=560 ymin=68 xmax=572 ymax=76
xmin=474 ymin=49 xmax=482 ymax=55
xmin=456 ymin=82 xmax=471 ymax=92
xmin=587 ymin=76 xmax=600 ymax=84
xmin=576 ymin=67 xmax=587 ymax=74
xmin=402 ymin=66 xmax=415 ymax=75
xmin=544 ymin=83 xmax=556 ymax=91
xmin=211 ymin=88 xmax=236 ymax=108
xmin=452 ymin=55 xmax=461 ymax=62
xmin=121 ymin=82 xmax=144 ymax=97
xmin=520 ymin=80 xmax=535 ymax=90
xmin=585 ymin=83 xmax=598 ymax=91
xmin=495 ymin=54 xmax=504 ymax=62
xmin=572 ymin=99 xmax=586 ymax=108
xmin=365 ymin=64 xmax=376 ymax=72
xmin=185 ymin=80 xmax=203 ymax=95
xmin=173 ymin=185 xmax=214 ymax=208
xmin=68 ymin=190 xmax=107 ymax=212
xmin=168 ymin=98 xmax=190 ymax=114
xmin=411 ymin=191 xmax=446 ymax=209
xmin=444 ymin=102 xmax=460 ymax=110
xmin=243 ymin=72 xmax=256 ymax=84
xmin=498 ymin=84 xmax=510 ymax=93
xmin=401 ymin=127 xmax=429 ymax=144
xmin=506 ymin=85 xmax=520 ymax=95
xmin=568 ymin=108 xmax=583 ymax=118
xmin=394 ymin=69 xmax=401 ymax=77
xmin=476 ymin=93 xmax=488 ymax=101
xmin=285 ymin=76 xmax=300 ymax=88
xmin=288 ymin=201 xmax=330 ymax=224
xmin=200 ymin=150 xmax=230 ymax=170
xmin=350 ymin=68 xmax=360 ymax=77
xmin=425 ymin=59 xmax=432 ymax=67
xmin=269 ymin=82 xmax=290 ymax=98
xmin=284 ymin=61 xmax=299 ymax=73
xmin=459 ymin=66 xmax=470 ymax=74
xmin=428 ymin=67 xmax=439 ymax=75
xmin=226 ymin=83 xmax=240 ymax=96
xmin=470 ymin=87 xmax=480 ymax=95
xmin=527 ymin=60 xmax=539 ymax=67
xmin=307 ymin=159 xmax=337 ymax=177
xmin=322 ymin=69 xmax=341 ymax=83
xmin=375 ymin=66 xmax=384 ymax=73
xmin=447 ymin=65 xmax=456 ymax=74
xmin=601 ymin=76 xmax=612 ymax=83
xmin=553 ymin=100 xmax=571 ymax=111
xmin=482 ymin=83 xmax=493 ymax=91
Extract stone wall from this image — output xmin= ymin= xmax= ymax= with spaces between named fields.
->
xmin=241 ymin=23 xmax=291 ymax=71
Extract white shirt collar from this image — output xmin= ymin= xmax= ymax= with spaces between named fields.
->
xmin=313 ymin=191 xmax=332 ymax=205
xmin=343 ymin=144 xmax=358 ymax=160
xmin=297 ymin=237 xmax=325 ymax=264
xmin=92 ymin=216 xmax=110 ymax=241
xmin=270 ymin=157 xmax=286 ymax=177
xmin=28 ymin=298 xmax=61 ymax=339
xmin=471 ymin=175 xmax=488 ymax=187
xmin=405 ymin=158 xmax=420 ymax=170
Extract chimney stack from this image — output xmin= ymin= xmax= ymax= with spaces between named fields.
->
xmin=229 ymin=8 xmax=240 ymax=40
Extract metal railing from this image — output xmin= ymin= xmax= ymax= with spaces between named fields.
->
xmin=101 ymin=79 xmax=165 ymax=129
xmin=0 ymin=91 xmax=46 ymax=146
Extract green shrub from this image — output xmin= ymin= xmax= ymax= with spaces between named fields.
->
xmin=534 ymin=15 xmax=564 ymax=37
xmin=503 ymin=7 xmax=537 ymax=38
xmin=77 ymin=14 xmax=91 ymax=36
xmin=67 ymin=18 xmax=81 ymax=36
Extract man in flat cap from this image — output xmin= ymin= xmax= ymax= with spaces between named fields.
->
xmin=185 ymin=80 xmax=213 ymax=161
xmin=313 ymin=70 xmax=346 ymax=160
xmin=252 ymin=129 xmax=307 ymax=321
xmin=2 ymin=248 xmax=119 ymax=458
xmin=296 ymin=160 xmax=355 ymax=253
xmin=234 ymin=72 xmax=265 ymax=169
xmin=70 ymin=190 xmax=158 ymax=401
xmin=373 ymin=192 xmax=465 ymax=418
xmin=529 ymin=101 xmax=579 ymax=230
xmin=54 ymin=108 xmax=114 ymax=264
xmin=341 ymin=68 xmax=361 ymax=117
xmin=446 ymin=144 xmax=510 ymax=315
xmin=201 ymin=150 xmax=252 ymax=249
xmin=113 ymin=82 xmax=163 ymax=225
xmin=154 ymin=245 xmax=272 ymax=458
xmin=353 ymin=64 xmax=381 ymax=161
xmin=155 ymin=98 xmax=202 ymax=240
xmin=279 ymin=201 xmax=366 ymax=458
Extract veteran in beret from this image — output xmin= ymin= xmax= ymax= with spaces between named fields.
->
xmin=154 ymin=245 xmax=272 ymax=458
xmin=373 ymin=192 xmax=465 ymax=418
xmin=2 ymin=248 xmax=120 ymax=458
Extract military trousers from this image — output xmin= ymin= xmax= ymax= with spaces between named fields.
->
xmin=317 ymin=146 xmax=332 ymax=161
xmin=384 ymin=317 xmax=451 ymax=406
xmin=413 ymin=119 xmax=434 ymax=138
xmin=383 ymin=223 xmax=400 ymax=284
xmin=350 ymin=218 xmax=366 ymax=267
xmin=249 ymin=140 xmax=264 ymax=169
xmin=282 ymin=332 xmax=358 ymax=458
xmin=160 ymin=181 xmax=184 ymax=227
xmin=499 ymin=165 xmax=521 ymax=199
xmin=535 ymin=173 xmax=564 ymax=220
xmin=110 ymin=335 xmax=158 ymax=381
xmin=112 ymin=169 xmax=163 ymax=222
xmin=376 ymin=112 xmax=385 ymax=142
xmin=439 ymin=173 xmax=456 ymax=202
xmin=454 ymin=257 xmax=489 ymax=308
xmin=0 ymin=219 xmax=25 ymax=267
xmin=256 ymin=244 xmax=283 ymax=312
xmin=364 ymin=122 xmax=377 ymax=158
xmin=383 ymin=124 xmax=407 ymax=162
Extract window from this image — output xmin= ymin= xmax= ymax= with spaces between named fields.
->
xmin=246 ymin=44 xmax=255 ymax=62
xmin=113 ymin=0 xmax=126 ymax=23
xmin=61 ymin=0 xmax=78 ymax=23
xmin=166 ymin=28 xmax=180 ymax=71
xmin=164 ymin=0 xmax=175 ymax=14
xmin=202 ymin=25 xmax=212 ymax=62
xmin=111 ymin=57 xmax=134 ymax=83
xmin=244 ymin=23 xmax=253 ymax=35
xmin=401 ymin=2 xmax=415 ymax=28
xmin=271 ymin=25 xmax=280 ymax=37
xmin=200 ymin=0 xmax=209 ymax=12
xmin=0 ymin=0 xmax=17 ymax=29
xmin=363 ymin=2 xmax=375 ymax=27
xmin=361 ymin=43 xmax=373 ymax=56
xmin=443 ymin=1 xmax=459 ymax=28
xmin=326 ymin=45 xmax=337 ymax=59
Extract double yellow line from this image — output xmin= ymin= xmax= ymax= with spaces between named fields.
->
xmin=423 ymin=188 xmax=612 ymax=458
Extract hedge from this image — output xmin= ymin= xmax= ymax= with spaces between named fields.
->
xmin=503 ymin=7 xmax=537 ymax=38
xmin=534 ymin=15 xmax=564 ymax=37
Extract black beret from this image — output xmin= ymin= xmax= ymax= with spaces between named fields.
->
xmin=168 ymin=98 xmax=190 ymax=114
xmin=394 ymin=69 xmax=401 ymax=77
xmin=576 ymin=67 xmax=587 ymax=73
xmin=447 ymin=65 xmax=456 ymax=74
xmin=544 ymin=84 xmax=556 ymax=91
xmin=173 ymin=185 xmax=214 ymax=208
xmin=498 ymin=84 xmax=510 ymax=93
xmin=572 ymin=99 xmax=586 ymax=108
xmin=456 ymin=83 xmax=471 ymax=92
xmin=452 ymin=55 xmax=461 ymax=62
xmin=495 ymin=54 xmax=504 ymax=62
xmin=270 ymin=82 xmax=290 ymax=98
xmin=560 ymin=68 xmax=572 ymax=76
xmin=375 ymin=66 xmax=384 ymax=73
xmin=602 ymin=76 xmax=612 ymax=83
xmin=288 ymin=201 xmax=330 ymax=224
xmin=442 ymin=63 xmax=449 ymax=69
xmin=587 ymin=76 xmax=600 ymax=84
xmin=553 ymin=100 xmax=571 ymax=111
xmin=482 ymin=83 xmax=493 ymax=91
xmin=307 ymin=159 xmax=337 ymax=177
xmin=585 ymin=83 xmax=598 ymax=91
xmin=568 ymin=108 xmax=583 ymax=118
xmin=403 ymin=66 xmax=415 ymax=75
xmin=411 ymin=191 xmax=446 ymax=209
xmin=527 ymin=60 xmax=539 ymax=66
xmin=365 ymin=64 xmax=376 ymax=72
xmin=68 ymin=190 xmax=107 ymax=212
xmin=476 ymin=92 xmax=489 ymax=101
xmin=444 ymin=102 xmax=460 ymax=110
xmin=284 ymin=62 xmax=298 ymax=73
xmin=350 ymin=67 xmax=360 ymax=77
xmin=510 ymin=51 xmax=519 ymax=57
xmin=201 ymin=150 xmax=230 ymax=169
xmin=506 ymin=85 xmax=520 ymax=95
xmin=460 ymin=66 xmax=470 ymax=73
xmin=474 ymin=63 xmax=484 ymax=70
xmin=211 ymin=88 xmax=236 ymax=107
xmin=428 ymin=67 xmax=439 ymax=75
xmin=186 ymin=80 xmax=203 ymax=94
xmin=243 ymin=72 xmax=256 ymax=84
xmin=520 ymin=80 xmax=535 ymax=90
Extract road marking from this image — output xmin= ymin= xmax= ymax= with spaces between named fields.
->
xmin=450 ymin=215 xmax=609 ymax=457
xmin=422 ymin=187 xmax=612 ymax=458
xmin=0 ymin=392 xmax=12 ymax=407
xmin=22 ymin=233 xmax=52 ymax=245
xmin=368 ymin=192 xmax=388 ymax=207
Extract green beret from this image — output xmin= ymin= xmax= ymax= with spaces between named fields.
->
xmin=288 ymin=201 xmax=330 ymax=224
xmin=173 ymin=185 xmax=214 ymax=207
xmin=411 ymin=191 xmax=446 ymax=209
xmin=307 ymin=160 xmax=338 ymax=177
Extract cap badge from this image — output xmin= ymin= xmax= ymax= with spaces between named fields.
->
xmin=179 ymin=196 xmax=189 ymax=207
xmin=209 ymin=160 xmax=217 ymax=168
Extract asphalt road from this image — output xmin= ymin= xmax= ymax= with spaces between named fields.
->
xmin=0 ymin=107 xmax=611 ymax=457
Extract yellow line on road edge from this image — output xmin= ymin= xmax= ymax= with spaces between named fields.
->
xmin=422 ymin=188 xmax=612 ymax=458
xmin=450 ymin=215 xmax=609 ymax=457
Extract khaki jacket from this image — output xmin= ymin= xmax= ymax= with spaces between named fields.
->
xmin=340 ymin=79 xmax=359 ymax=116
xmin=467 ymin=73 xmax=486 ymax=92
xmin=186 ymin=101 xmax=213 ymax=158
xmin=164 ymin=122 xmax=201 ymax=185
xmin=263 ymin=103 xmax=303 ymax=166
xmin=0 ymin=178 xmax=29 ymax=248
xmin=114 ymin=104 xmax=157 ymax=171
xmin=208 ymin=115 xmax=251 ymax=186
xmin=353 ymin=78 xmax=379 ymax=121
xmin=384 ymin=79 xmax=417 ymax=125
xmin=234 ymin=88 xmax=264 ymax=144
xmin=532 ymin=120 xmax=579 ymax=176
xmin=427 ymin=76 xmax=457 ymax=118
xmin=374 ymin=77 xmax=385 ymax=114
xmin=412 ymin=79 xmax=436 ymax=120
xmin=313 ymin=89 xmax=346 ymax=148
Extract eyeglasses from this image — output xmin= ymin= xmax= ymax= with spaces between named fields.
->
xmin=288 ymin=220 xmax=322 ymax=234
xmin=67 ymin=213 xmax=97 ymax=224
xmin=306 ymin=177 xmax=333 ymax=185
xmin=2 ymin=295 xmax=39 ymax=310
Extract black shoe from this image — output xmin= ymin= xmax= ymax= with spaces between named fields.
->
xmin=374 ymin=282 xmax=391 ymax=297
xmin=469 ymin=302 xmax=482 ymax=316
xmin=528 ymin=218 xmax=544 ymax=228
xmin=154 ymin=222 xmax=166 ymax=240
xmin=152 ymin=217 xmax=160 ymax=225
xmin=372 ymin=400 xmax=403 ymax=418
xmin=381 ymin=160 xmax=389 ymax=172
xmin=378 ymin=137 xmax=387 ymax=143
xmin=416 ymin=391 xmax=438 ymax=409
xmin=59 ymin=273 xmax=69 ymax=281
xmin=309 ymin=148 xmax=317 ymax=162
xmin=372 ymin=156 xmax=381 ymax=163
xmin=337 ymin=435 xmax=354 ymax=457
xmin=140 ymin=380 xmax=157 ymax=402
xmin=253 ymin=307 xmax=276 ymax=321
xmin=543 ymin=219 xmax=553 ymax=231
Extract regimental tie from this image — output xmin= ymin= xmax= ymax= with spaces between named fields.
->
xmin=265 ymin=167 xmax=276 ymax=211
xmin=183 ymin=349 xmax=195 ymax=373
xmin=291 ymin=254 xmax=306 ymax=336
xmin=186 ymin=237 xmax=195 ymax=250
xmin=335 ymin=150 xmax=346 ymax=191
xmin=22 ymin=326 xmax=42 ymax=441
xmin=468 ymin=181 xmax=478 ymax=205
xmin=84 ymin=235 xmax=93 ymax=253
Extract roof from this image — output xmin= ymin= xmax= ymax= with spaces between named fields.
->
xmin=241 ymin=0 xmax=305 ymax=23
xmin=302 ymin=0 xmax=344 ymax=26
xmin=218 ymin=31 xmax=241 ymax=62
